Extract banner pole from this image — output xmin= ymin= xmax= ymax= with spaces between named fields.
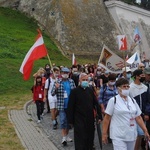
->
xmin=123 ymin=50 xmax=127 ymax=78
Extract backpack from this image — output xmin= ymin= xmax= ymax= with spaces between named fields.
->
xmin=47 ymin=77 xmax=51 ymax=91
xmin=101 ymin=83 xmax=107 ymax=101
xmin=114 ymin=96 xmax=135 ymax=104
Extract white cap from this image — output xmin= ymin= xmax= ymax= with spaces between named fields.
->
xmin=122 ymin=67 xmax=131 ymax=72
xmin=79 ymin=73 xmax=87 ymax=79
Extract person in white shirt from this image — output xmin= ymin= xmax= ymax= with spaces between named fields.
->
xmin=129 ymin=69 xmax=150 ymax=150
xmin=44 ymin=67 xmax=60 ymax=129
xmin=102 ymin=78 xmax=150 ymax=150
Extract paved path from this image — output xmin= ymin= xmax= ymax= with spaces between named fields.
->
xmin=9 ymin=100 xmax=113 ymax=150
xmin=28 ymin=101 xmax=113 ymax=150
xmin=9 ymin=101 xmax=58 ymax=150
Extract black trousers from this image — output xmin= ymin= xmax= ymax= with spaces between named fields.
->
xmin=35 ymin=100 xmax=44 ymax=120
xmin=46 ymin=95 xmax=50 ymax=112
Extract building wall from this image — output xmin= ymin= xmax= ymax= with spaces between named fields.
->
xmin=105 ymin=1 xmax=150 ymax=59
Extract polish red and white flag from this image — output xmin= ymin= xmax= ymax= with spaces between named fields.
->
xmin=72 ymin=53 xmax=77 ymax=65
xmin=19 ymin=30 xmax=47 ymax=80
xmin=117 ymin=35 xmax=127 ymax=50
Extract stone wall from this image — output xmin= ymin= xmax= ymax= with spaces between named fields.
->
xmin=0 ymin=0 xmax=120 ymax=59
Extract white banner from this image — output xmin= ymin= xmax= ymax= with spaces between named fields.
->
xmin=98 ymin=45 xmax=124 ymax=73
xmin=98 ymin=45 xmax=141 ymax=73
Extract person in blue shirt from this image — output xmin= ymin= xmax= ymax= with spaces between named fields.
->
xmin=99 ymin=73 xmax=118 ymax=114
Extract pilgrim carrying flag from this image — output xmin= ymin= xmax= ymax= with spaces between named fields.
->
xmin=117 ymin=35 xmax=127 ymax=50
xmin=72 ymin=53 xmax=77 ymax=65
xmin=19 ymin=30 xmax=48 ymax=80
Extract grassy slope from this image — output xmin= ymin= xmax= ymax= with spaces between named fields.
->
xmin=0 ymin=7 xmax=72 ymax=149
xmin=0 ymin=7 xmax=73 ymax=94
xmin=0 ymin=7 xmax=96 ymax=149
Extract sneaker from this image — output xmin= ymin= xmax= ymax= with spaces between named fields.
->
xmin=56 ymin=119 xmax=58 ymax=125
xmin=66 ymin=136 xmax=73 ymax=142
xmin=53 ymin=124 xmax=57 ymax=130
xmin=61 ymin=138 xmax=67 ymax=146
xmin=108 ymin=137 xmax=112 ymax=143
xmin=37 ymin=120 xmax=41 ymax=123
xmin=40 ymin=115 xmax=43 ymax=120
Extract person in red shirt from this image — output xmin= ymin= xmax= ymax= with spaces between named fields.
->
xmin=33 ymin=76 xmax=45 ymax=123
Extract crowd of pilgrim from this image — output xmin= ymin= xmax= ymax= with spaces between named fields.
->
xmin=31 ymin=62 xmax=150 ymax=150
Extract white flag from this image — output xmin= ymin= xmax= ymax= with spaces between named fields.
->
xmin=126 ymin=52 xmax=141 ymax=72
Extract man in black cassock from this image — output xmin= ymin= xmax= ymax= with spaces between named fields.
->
xmin=67 ymin=73 xmax=102 ymax=150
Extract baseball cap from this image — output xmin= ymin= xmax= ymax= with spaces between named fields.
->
xmin=132 ymin=69 xmax=143 ymax=77
xmin=143 ymin=67 xmax=150 ymax=74
xmin=61 ymin=67 xmax=70 ymax=73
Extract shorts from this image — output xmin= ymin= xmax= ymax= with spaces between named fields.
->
xmin=59 ymin=110 xmax=69 ymax=129
xmin=137 ymin=123 xmax=144 ymax=136
xmin=112 ymin=139 xmax=136 ymax=150
xmin=49 ymin=102 xmax=57 ymax=109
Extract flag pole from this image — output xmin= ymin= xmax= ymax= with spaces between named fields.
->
xmin=47 ymin=54 xmax=53 ymax=70
xmin=123 ymin=50 xmax=127 ymax=78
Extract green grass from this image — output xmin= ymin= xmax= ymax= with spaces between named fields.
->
xmin=0 ymin=7 xmax=97 ymax=149
xmin=0 ymin=7 xmax=72 ymax=95
xmin=0 ymin=7 xmax=72 ymax=149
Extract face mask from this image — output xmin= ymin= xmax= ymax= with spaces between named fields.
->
xmin=109 ymin=81 xmax=115 ymax=86
xmin=73 ymin=72 xmax=78 ymax=75
xmin=54 ymin=73 xmax=59 ymax=77
xmin=81 ymin=81 xmax=89 ymax=89
xmin=121 ymin=89 xmax=130 ymax=97
xmin=97 ymin=71 xmax=101 ymax=75
xmin=88 ymin=77 xmax=92 ymax=81
xmin=139 ymin=77 xmax=145 ymax=82
xmin=45 ymin=68 xmax=50 ymax=71
xmin=126 ymin=73 xmax=131 ymax=79
xmin=62 ymin=74 xmax=69 ymax=79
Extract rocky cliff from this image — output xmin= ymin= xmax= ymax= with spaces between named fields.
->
xmin=0 ymin=0 xmax=120 ymax=59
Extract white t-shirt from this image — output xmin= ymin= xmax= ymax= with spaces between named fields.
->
xmin=45 ymin=77 xmax=57 ymax=103
xmin=129 ymin=82 xmax=147 ymax=98
xmin=105 ymin=94 xmax=142 ymax=141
